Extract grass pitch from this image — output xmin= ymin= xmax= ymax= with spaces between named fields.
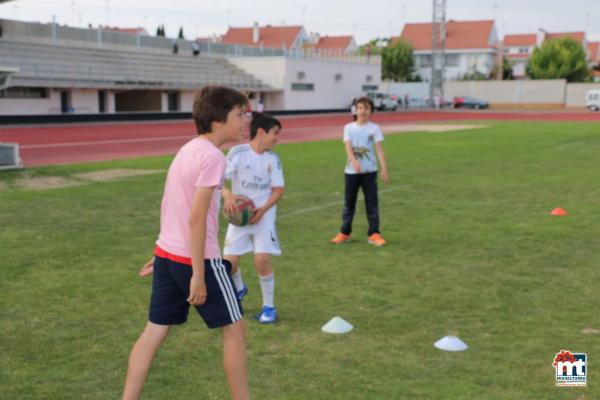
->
xmin=1 ymin=121 xmax=599 ymax=399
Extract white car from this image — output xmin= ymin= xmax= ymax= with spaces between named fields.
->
xmin=367 ymin=92 xmax=398 ymax=111
xmin=586 ymin=90 xmax=600 ymax=111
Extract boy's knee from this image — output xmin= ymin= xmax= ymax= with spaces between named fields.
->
xmin=142 ymin=321 xmax=170 ymax=344
xmin=254 ymin=255 xmax=272 ymax=273
xmin=222 ymin=319 xmax=246 ymax=340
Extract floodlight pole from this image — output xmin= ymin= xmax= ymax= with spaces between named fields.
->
xmin=430 ymin=0 xmax=446 ymax=105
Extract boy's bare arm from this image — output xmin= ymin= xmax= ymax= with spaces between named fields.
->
xmin=221 ymin=184 xmax=241 ymax=216
xmin=344 ymin=140 xmax=361 ymax=172
xmin=188 ymin=186 xmax=213 ymax=305
xmin=375 ymin=142 xmax=389 ymax=184
xmin=249 ymin=187 xmax=284 ymax=224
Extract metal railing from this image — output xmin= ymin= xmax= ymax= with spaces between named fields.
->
xmin=0 ymin=18 xmax=379 ymax=65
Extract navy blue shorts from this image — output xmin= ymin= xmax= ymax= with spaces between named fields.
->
xmin=149 ymin=256 xmax=244 ymax=329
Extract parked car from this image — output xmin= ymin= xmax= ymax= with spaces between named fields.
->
xmin=586 ymin=90 xmax=600 ymax=111
xmin=367 ymin=91 xmax=398 ymax=111
xmin=453 ymin=96 xmax=489 ymax=109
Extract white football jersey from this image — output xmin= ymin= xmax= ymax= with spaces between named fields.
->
xmin=225 ymin=144 xmax=284 ymax=211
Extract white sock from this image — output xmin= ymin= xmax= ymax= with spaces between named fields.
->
xmin=231 ymin=269 xmax=244 ymax=292
xmin=259 ymin=273 xmax=275 ymax=308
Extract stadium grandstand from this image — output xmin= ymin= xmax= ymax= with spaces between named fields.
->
xmin=0 ymin=18 xmax=380 ymax=115
xmin=0 ymin=18 xmax=277 ymax=115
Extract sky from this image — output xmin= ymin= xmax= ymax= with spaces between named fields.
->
xmin=0 ymin=0 xmax=599 ymax=45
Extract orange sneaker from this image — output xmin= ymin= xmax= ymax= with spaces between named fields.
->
xmin=368 ymin=233 xmax=386 ymax=246
xmin=330 ymin=233 xmax=351 ymax=244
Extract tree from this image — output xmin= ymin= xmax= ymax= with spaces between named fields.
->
xmin=155 ymin=24 xmax=166 ymax=37
xmin=357 ymin=38 xmax=388 ymax=56
xmin=527 ymin=38 xmax=589 ymax=82
xmin=502 ymin=57 xmax=514 ymax=80
xmin=490 ymin=57 xmax=514 ymax=80
xmin=178 ymin=26 xmax=185 ymax=39
xmin=382 ymin=39 xmax=415 ymax=82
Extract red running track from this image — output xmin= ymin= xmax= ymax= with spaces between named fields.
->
xmin=1 ymin=110 xmax=599 ymax=167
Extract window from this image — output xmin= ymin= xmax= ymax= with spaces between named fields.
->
xmin=362 ymin=84 xmax=378 ymax=91
xmin=519 ymin=47 xmax=529 ymax=54
xmin=416 ymin=55 xmax=431 ymax=68
xmin=445 ymin=54 xmax=460 ymax=67
xmin=334 ymin=73 xmax=342 ymax=82
xmin=296 ymin=71 xmax=305 ymax=80
xmin=366 ymin=75 xmax=373 ymax=82
xmin=291 ymin=83 xmax=314 ymax=91
xmin=0 ymin=87 xmax=48 ymax=99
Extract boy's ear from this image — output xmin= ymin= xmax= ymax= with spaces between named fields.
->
xmin=211 ymin=119 xmax=224 ymax=132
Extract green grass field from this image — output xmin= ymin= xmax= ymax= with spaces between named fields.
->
xmin=1 ymin=121 xmax=600 ymax=399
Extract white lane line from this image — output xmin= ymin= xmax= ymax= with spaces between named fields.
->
xmin=18 ymin=122 xmax=480 ymax=150
xmin=20 ymin=135 xmax=193 ymax=149
xmin=279 ymin=185 xmax=410 ymax=218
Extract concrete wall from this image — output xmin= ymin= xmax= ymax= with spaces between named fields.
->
xmin=181 ymin=91 xmax=196 ymax=113
xmin=566 ymin=83 xmax=600 ymax=107
xmin=380 ymin=81 xmax=430 ymax=103
xmin=227 ymin=57 xmax=287 ymax=90
xmin=444 ymin=79 xmax=566 ymax=107
xmin=70 ymin=89 xmax=98 ymax=113
xmin=282 ymin=57 xmax=380 ymax=110
xmin=0 ymin=89 xmax=60 ymax=115
xmin=0 ymin=88 xmax=112 ymax=114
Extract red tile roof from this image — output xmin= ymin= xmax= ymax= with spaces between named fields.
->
xmin=314 ymin=36 xmax=353 ymax=51
xmin=399 ymin=20 xmax=495 ymax=51
xmin=545 ymin=31 xmax=586 ymax=44
xmin=503 ymin=34 xmax=536 ymax=47
xmin=222 ymin=25 xmax=303 ymax=48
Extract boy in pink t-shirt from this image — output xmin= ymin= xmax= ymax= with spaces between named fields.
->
xmin=123 ymin=86 xmax=250 ymax=400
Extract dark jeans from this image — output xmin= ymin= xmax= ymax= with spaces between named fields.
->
xmin=340 ymin=172 xmax=380 ymax=236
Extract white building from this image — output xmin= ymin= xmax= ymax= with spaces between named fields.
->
xmin=397 ymin=20 xmax=499 ymax=82
xmin=228 ymin=55 xmax=380 ymax=110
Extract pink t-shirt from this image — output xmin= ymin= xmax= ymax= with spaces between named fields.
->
xmin=156 ymin=137 xmax=226 ymax=260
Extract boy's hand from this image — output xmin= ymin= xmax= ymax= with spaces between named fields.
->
xmin=188 ymin=275 xmax=207 ymax=305
xmin=249 ymin=206 xmax=266 ymax=225
xmin=138 ymin=257 xmax=155 ymax=277
xmin=352 ymin=160 xmax=361 ymax=173
xmin=381 ymin=169 xmax=389 ymax=184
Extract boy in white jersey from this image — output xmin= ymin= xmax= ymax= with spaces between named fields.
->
xmin=223 ymin=113 xmax=284 ymax=324
xmin=330 ymin=96 xmax=389 ymax=246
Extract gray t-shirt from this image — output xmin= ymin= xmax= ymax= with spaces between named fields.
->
xmin=343 ymin=121 xmax=384 ymax=174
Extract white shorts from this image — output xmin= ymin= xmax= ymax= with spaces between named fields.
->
xmin=223 ymin=216 xmax=281 ymax=256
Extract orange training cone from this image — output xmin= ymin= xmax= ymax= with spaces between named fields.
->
xmin=551 ymin=207 xmax=567 ymax=216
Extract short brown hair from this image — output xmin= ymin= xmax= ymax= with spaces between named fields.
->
xmin=356 ymin=96 xmax=375 ymax=113
xmin=192 ymin=86 xmax=248 ymax=134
